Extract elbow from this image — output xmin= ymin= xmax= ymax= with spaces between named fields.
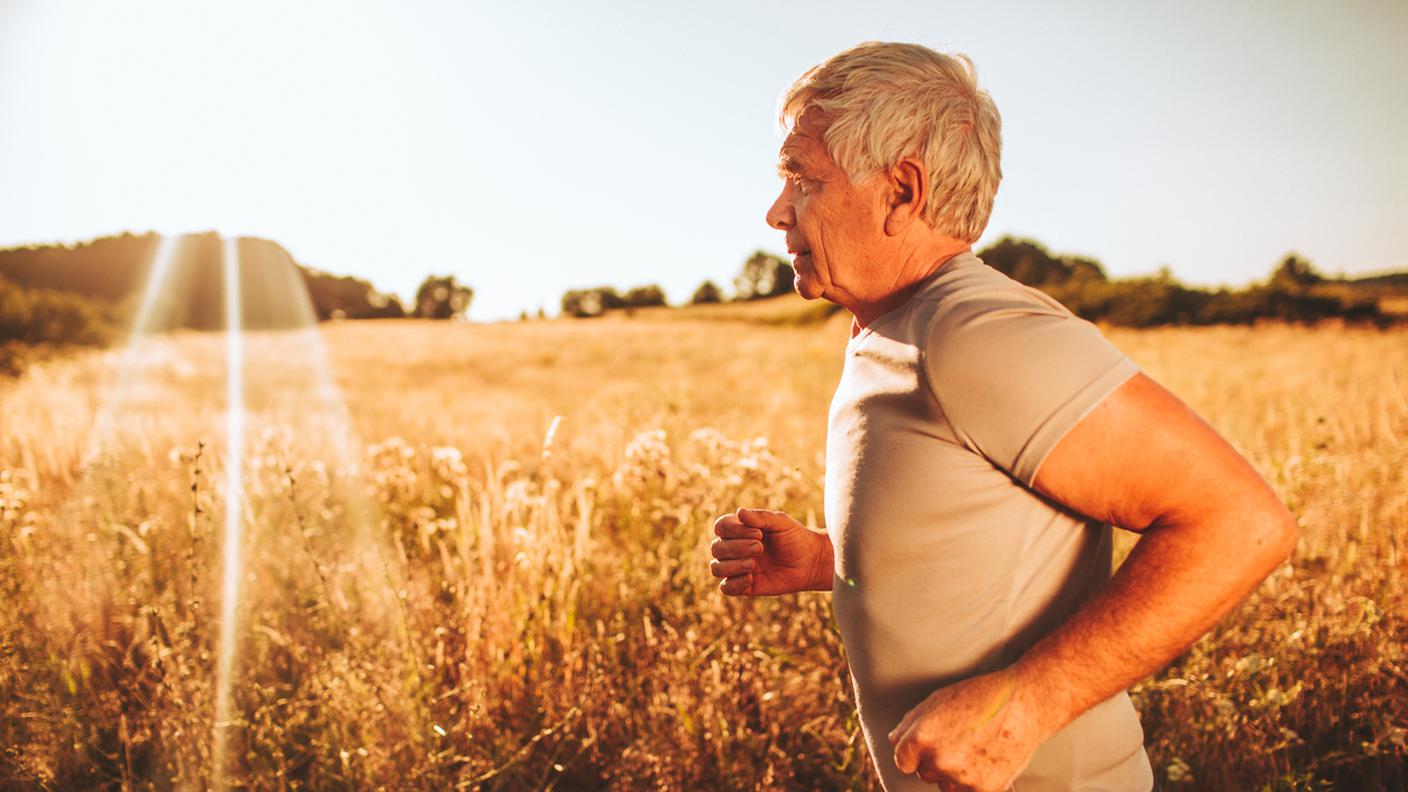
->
xmin=1277 ymin=510 xmax=1300 ymax=561
xmin=1259 ymin=504 xmax=1299 ymax=568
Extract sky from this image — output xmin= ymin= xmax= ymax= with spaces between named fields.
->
xmin=2 ymin=0 xmax=1405 ymax=321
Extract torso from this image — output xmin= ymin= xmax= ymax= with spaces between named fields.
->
xmin=824 ymin=252 xmax=1153 ymax=791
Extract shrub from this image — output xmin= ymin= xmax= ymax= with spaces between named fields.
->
xmin=0 ymin=275 xmax=109 ymax=347
xmin=690 ymin=281 xmax=723 ymax=305
xmin=561 ymin=287 xmax=626 ymax=318
xmin=734 ymin=252 xmax=794 ymax=301
xmin=623 ymin=285 xmax=668 ymax=309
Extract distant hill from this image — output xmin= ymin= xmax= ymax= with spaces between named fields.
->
xmin=0 ymin=231 xmax=405 ymax=331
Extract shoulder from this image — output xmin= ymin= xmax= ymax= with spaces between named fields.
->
xmin=917 ymin=254 xmax=1139 ymax=482
xmin=917 ymin=254 xmax=1087 ymax=377
xmin=901 ymin=252 xmax=1073 ymax=335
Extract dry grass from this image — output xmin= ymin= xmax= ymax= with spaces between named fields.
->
xmin=629 ymin=293 xmax=843 ymax=326
xmin=1 ymin=315 xmax=1404 ymax=790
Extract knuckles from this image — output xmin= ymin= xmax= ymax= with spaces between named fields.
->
xmin=893 ymin=735 xmax=923 ymax=774
xmin=718 ymin=576 xmax=750 ymax=596
xmin=710 ymin=511 xmax=767 ymax=598
xmin=903 ymin=751 xmax=998 ymax=792
xmin=895 ymin=731 xmax=976 ymax=789
xmin=709 ymin=537 xmax=761 ymax=560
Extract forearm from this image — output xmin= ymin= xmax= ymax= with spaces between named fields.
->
xmin=1011 ymin=509 xmax=1297 ymax=739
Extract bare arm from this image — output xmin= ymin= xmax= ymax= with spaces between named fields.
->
xmin=1013 ymin=373 xmax=1297 ymax=736
xmin=890 ymin=373 xmax=1298 ymax=789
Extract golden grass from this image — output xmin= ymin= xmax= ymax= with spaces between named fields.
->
xmin=630 ymin=293 xmax=842 ymax=326
xmin=1 ymin=316 xmax=1404 ymax=790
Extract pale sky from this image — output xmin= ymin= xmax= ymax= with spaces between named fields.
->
xmin=2 ymin=0 xmax=1405 ymax=320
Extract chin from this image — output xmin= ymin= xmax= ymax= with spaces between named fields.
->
xmin=794 ymin=275 xmax=825 ymax=301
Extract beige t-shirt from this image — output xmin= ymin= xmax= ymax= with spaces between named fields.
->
xmin=825 ymin=251 xmax=1154 ymax=792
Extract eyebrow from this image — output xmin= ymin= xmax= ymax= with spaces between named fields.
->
xmin=777 ymin=155 xmax=806 ymax=178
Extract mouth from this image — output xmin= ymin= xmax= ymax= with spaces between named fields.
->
xmin=789 ymin=251 xmax=812 ymax=276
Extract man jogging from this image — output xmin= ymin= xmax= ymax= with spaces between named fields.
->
xmin=709 ymin=41 xmax=1297 ymax=791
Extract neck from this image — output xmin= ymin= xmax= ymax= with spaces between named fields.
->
xmin=846 ymin=235 xmax=971 ymax=329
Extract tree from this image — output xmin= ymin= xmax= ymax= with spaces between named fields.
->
xmin=977 ymin=237 xmax=1109 ymax=288
xmin=734 ymin=251 xmax=794 ymax=300
xmin=1267 ymin=254 xmax=1324 ymax=292
xmin=1061 ymin=255 xmax=1108 ymax=284
xmin=691 ymin=280 xmax=723 ymax=304
xmin=302 ymin=268 xmax=406 ymax=320
xmin=561 ymin=286 xmax=625 ymax=318
xmin=414 ymin=275 xmax=474 ymax=319
xmin=623 ymin=284 xmax=668 ymax=308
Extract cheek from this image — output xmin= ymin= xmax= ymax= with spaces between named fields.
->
xmin=797 ymin=207 xmax=822 ymax=247
xmin=804 ymin=216 xmax=835 ymax=263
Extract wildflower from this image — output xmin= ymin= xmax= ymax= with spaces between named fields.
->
xmin=430 ymin=446 xmax=468 ymax=479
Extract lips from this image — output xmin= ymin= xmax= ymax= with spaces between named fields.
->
xmin=790 ymin=253 xmax=813 ymax=280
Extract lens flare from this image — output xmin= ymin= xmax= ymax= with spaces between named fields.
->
xmin=212 ymin=236 xmax=245 ymax=790
xmin=35 ymin=231 xmax=400 ymax=786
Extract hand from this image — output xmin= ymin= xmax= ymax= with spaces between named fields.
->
xmin=888 ymin=668 xmax=1043 ymax=792
xmin=709 ymin=508 xmax=833 ymax=596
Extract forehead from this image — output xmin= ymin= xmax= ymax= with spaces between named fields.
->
xmin=779 ymin=114 xmax=833 ymax=171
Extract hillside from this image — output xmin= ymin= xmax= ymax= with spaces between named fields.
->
xmin=0 ymin=232 xmax=405 ymax=328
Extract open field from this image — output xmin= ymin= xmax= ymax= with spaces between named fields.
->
xmin=2 ymin=315 xmax=1406 ymax=790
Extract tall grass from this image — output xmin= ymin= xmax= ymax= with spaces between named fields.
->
xmin=1 ymin=317 xmax=1404 ymax=789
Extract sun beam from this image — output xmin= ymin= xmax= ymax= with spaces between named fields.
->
xmin=212 ymin=236 xmax=244 ymax=791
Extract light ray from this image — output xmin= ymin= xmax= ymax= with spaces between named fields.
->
xmin=212 ymin=236 xmax=244 ymax=790
xmin=129 ymin=233 xmax=182 ymax=338
xmin=81 ymin=233 xmax=182 ymax=467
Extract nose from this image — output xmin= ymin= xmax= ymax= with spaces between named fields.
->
xmin=765 ymin=185 xmax=794 ymax=231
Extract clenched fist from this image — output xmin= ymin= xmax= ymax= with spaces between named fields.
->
xmin=888 ymin=668 xmax=1043 ymax=791
xmin=709 ymin=508 xmax=834 ymax=596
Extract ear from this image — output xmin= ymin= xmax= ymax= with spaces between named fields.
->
xmin=883 ymin=158 xmax=927 ymax=236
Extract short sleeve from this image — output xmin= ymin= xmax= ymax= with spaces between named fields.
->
xmin=921 ymin=289 xmax=1140 ymax=485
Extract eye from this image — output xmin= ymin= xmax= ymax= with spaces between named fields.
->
xmin=777 ymin=164 xmax=816 ymax=196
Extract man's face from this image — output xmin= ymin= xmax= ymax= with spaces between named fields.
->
xmin=766 ymin=112 xmax=888 ymax=303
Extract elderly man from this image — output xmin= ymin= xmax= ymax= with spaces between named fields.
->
xmin=709 ymin=42 xmax=1297 ymax=791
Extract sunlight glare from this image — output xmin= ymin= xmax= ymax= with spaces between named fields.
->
xmin=212 ymin=236 xmax=245 ymax=791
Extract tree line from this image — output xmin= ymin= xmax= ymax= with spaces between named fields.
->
xmin=3 ymin=230 xmax=1403 ymax=374
xmin=559 ymin=251 xmax=794 ymax=317
xmin=558 ymin=239 xmax=1405 ymax=327
xmin=978 ymin=237 xmax=1398 ymax=328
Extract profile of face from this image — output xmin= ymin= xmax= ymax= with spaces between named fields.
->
xmin=765 ymin=111 xmax=889 ymax=305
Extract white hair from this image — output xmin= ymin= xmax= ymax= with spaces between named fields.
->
xmin=781 ymin=41 xmax=1003 ymax=243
